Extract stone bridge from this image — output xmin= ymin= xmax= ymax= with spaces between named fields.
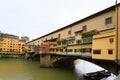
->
xmin=26 ymin=52 xmax=120 ymax=75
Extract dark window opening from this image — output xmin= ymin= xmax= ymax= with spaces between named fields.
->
xmin=74 ymin=49 xmax=76 ymax=52
xmin=109 ymin=38 xmax=114 ymax=43
xmin=82 ymin=25 xmax=87 ymax=31
xmin=93 ymin=50 xmax=101 ymax=54
xmin=68 ymin=30 xmax=71 ymax=35
xmin=108 ymin=49 xmax=113 ymax=54
xmin=58 ymin=34 xmax=61 ymax=38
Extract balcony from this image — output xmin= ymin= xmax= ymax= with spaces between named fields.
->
xmin=62 ymin=40 xmax=67 ymax=45
xmin=49 ymin=42 xmax=57 ymax=45
xmin=58 ymin=40 xmax=67 ymax=46
xmin=76 ymin=40 xmax=82 ymax=44
xmin=49 ymin=41 xmax=57 ymax=49
xmin=67 ymin=36 xmax=75 ymax=40
xmin=49 ymin=45 xmax=53 ymax=49
xmin=83 ymin=37 xmax=92 ymax=44
xmin=76 ymin=37 xmax=92 ymax=45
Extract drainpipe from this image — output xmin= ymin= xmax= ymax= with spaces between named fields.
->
xmin=115 ymin=0 xmax=119 ymax=75
xmin=116 ymin=0 xmax=118 ymax=64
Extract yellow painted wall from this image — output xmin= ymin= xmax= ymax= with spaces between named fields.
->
xmin=118 ymin=5 xmax=120 ymax=60
xmin=71 ymin=10 xmax=115 ymax=36
xmin=92 ymin=32 xmax=116 ymax=60
xmin=19 ymin=41 xmax=26 ymax=54
xmin=0 ymin=35 xmax=25 ymax=54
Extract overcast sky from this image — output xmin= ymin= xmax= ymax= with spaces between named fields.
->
xmin=0 ymin=0 xmax=120 ymax=40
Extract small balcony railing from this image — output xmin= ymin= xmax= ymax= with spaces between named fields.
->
xmin=83 ymin=37 xmax=92 ymax=44
xmin=67 ymin=36 xmax=75 ymax=40
xmin=76 ymin=37 xmax=92 ymax=44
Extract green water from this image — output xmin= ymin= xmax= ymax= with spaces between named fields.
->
xmin=0 ymin=59 xmax=78 ymax=80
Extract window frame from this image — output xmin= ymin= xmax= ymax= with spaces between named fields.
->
xmin=105 ymin=17 xmax=112 ymax=25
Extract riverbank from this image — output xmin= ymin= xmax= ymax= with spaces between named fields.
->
xmin=0 ymin=54 xmax=25 ymax=59
xmin=0 ymin=55 xmax=14 ymax=59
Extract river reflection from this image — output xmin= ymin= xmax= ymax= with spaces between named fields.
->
xmin=0 ymin=59 xmax=78 ymax=80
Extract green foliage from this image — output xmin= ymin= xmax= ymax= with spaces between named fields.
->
xmin=82 ymin=30 xmax=99 ymax=38
xmin=0 ymin=55 xmax=13 ymax=59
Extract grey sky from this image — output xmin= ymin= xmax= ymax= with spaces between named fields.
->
xmin=0 ymin=0 xmax=119 ymax=40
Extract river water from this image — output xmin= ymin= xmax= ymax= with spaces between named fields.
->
xmin=0 ymin=59 xmax=79 ymax=80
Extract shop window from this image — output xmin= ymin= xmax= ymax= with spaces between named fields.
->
xmin=80 ymin=48 xmax=85 ymax=52
xmin=86 ymin=48 xmax=92 ymax=53
xmin=60 ymin=49 xmax=63 ymax=52
xmin=74 ymin=49 xmax=76 ymax=52
xmin=68 ymin=49 xmax=73 ymax=52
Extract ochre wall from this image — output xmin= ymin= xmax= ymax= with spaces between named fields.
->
xmin=118 ymin=5 xmax=120 ymax=60
xmin=92 ymin=32 xmax=116 ymax=60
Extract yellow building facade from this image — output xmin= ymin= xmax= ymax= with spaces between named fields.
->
xmin=0 ymin=33 xmax=26 ymax=55
xmin=117 ymin=5 xmax=120 ymax=63
xmin=27 ymin=3 xmax=120 ymax=62
xmin=92 ymin=32 xmax=116 ymax=60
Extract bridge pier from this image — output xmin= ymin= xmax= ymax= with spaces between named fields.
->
xmin=40 ymin=54 xmax=58 ymax=67
xmin=39 ymin=53 xmax=92 ymax=68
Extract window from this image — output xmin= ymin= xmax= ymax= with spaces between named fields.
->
xmin=56 ymin=49 xmax=58 ymax=52
xmin=60 ymin=49 xmax=63 ymax=52
xmin=67 ymin=49 xmax=73 ymax=52
xmin=109 ymin=38 xmax=114 ymax=43
xmin=108 ymin=49 xmax=113 ymax=54
xmin=74 ymin=49 xmax=76 ymax=52
xmin=86 ymin=48 xmax=92 ymax=53
xmin=68 ymin=30 xmax=71 ymax=35
xmin=0 ymin=48 xmax=2 ymax=52
xmin=93 ymin=50 xmax=101 ymax=54
xmin=82 ymin=25 xmax=87 ymax=31
xmin=105 ymin=17 xmax=112 ymax=24
xmin=51 ymin=36 xmax=53 ymax=39
xmin=58 ymin=34 xmax=61 ymax=38
xmin=80 ymin=48 xmax=85 ymax=52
